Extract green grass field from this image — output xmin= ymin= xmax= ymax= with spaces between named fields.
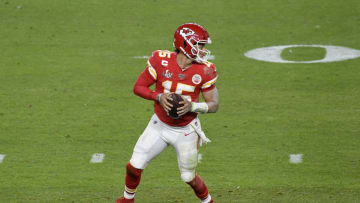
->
xmin=1 ymin=0 xmax=359 ymax=202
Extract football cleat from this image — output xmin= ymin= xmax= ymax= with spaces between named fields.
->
xmin=115 ymin=197 xmax=134 ymax=203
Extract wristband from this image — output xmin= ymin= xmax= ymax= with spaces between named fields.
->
xmin=156 ymin=93 xmax=163 ymax=103
xmin=191 ymin=102 xmax=209 ymax=113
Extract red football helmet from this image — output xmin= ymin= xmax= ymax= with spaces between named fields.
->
xmin=173 ymin=23 xmax=212 ymax=63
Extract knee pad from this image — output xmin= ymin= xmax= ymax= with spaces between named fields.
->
xmin=181 ymin=170 xmax=195 ymax=183
xmin=130 ymin=152 xmax=148 ymax=170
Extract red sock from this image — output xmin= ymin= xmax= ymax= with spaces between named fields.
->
xmin=124 ymin=163 xmax=143 ymax=194
xmin=187 ymin=175 xmax=209 ymax=200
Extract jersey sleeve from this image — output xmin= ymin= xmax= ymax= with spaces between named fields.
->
xmin=133 ymin=68 xmax=158 ymax=101
xmin=146 ymin=50 xmax=161 ymax=80
xmin=201 ymin=62 xmax=218 ymax=92
xmin=133 ymin=51 xmax=161 ymax=101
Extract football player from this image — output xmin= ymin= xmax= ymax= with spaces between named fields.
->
xmin=116 ymin=23 xmax=219 ymax=203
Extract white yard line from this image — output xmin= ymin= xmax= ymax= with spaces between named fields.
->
xmin=132 ymin=56 xmax=150 ymax=59
xmin=198 ymin=153 xmax=203 ymax=164
xmin=289 ymin=154 xmax=303 ymax=164
xmin=90 ymin=153 xmax=105 ymax=163
xmin=0 ymin=154 xmax=6 ymax=163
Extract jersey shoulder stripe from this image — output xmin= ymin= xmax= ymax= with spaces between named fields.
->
xmin=201 ymin=76 xmax=218 ymax=89
xmin=147 ymin=60 xmax=157 ymax=80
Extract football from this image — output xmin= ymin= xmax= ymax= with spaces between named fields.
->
xmin=168 ymin=93 xmax=184 ymax=119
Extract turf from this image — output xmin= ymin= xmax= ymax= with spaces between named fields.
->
xmin=0 ymin=0 xmax=359 ymax=202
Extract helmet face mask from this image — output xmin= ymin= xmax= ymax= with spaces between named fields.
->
xmin=174 ymin=23 xmax=211 ymax=63
xmin=191 ymin=41 xmax=211 ymax=63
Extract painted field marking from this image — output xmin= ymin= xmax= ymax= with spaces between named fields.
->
xmin=90 ymin=153 xmax=105 ymax=163
xmin=133 ymin=55 xmax=216 ymax=60
xmin=289 ymin=154 xmax=303 ymax=164
xmin=245 ymin=45 xmax=360 ymax=63
xmin=198 ymin=153 xmax=203 ymax=164
xmin=132 ymin=56 xmax=149 ymax=59
xmin=0 ymin=154 xmax=6 ymax=163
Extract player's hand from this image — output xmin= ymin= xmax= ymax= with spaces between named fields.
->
xmin=159 ymin=93 xmax=173 ymax=113
xmin=177 ymin=96 xmax=191 ymax=117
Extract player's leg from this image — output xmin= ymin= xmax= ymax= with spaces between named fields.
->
xmin=117 ymin=115 xmax=168 ymax=202
xmin=116 ymin=162 xmax=142 ymax=203
xmin=187 ymin=174 xmax=213 ymax=203
xmin=172 ymin=120 xmax=213 ymax=203
xmin=173 ymin=119 xmax=213 ymax=203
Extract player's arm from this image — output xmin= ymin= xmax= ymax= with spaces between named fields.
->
xmin=133 ymin=69 xmax=159 ymax=101
xmin=133 ymin=67 xmax=173 ymax=112
xmin=177 ymin=87 xmax=219 ymax=116
xmin=200 ymin=86 xmax=219 ymax=113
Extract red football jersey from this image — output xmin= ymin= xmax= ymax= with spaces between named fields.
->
xmin=143 ymin=50 xmax=217 ymax=126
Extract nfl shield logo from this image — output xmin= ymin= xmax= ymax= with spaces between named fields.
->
xmin=178 ymin=74 xmax=185 ymax=80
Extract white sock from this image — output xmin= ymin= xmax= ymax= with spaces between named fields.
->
xmin=201 ymin=194 xmax=212 ymax=203
xmin=124 ymin=191 xmax=135 ymax=199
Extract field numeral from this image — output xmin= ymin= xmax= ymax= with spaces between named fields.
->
xmin=90 ymin=153 xmax=105 ymax=163
xmin=0 ymin=154 xmax=6 ymax=163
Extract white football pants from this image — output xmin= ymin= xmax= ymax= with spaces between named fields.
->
xmin=130 ymin=114 xmax=202 ymax=182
